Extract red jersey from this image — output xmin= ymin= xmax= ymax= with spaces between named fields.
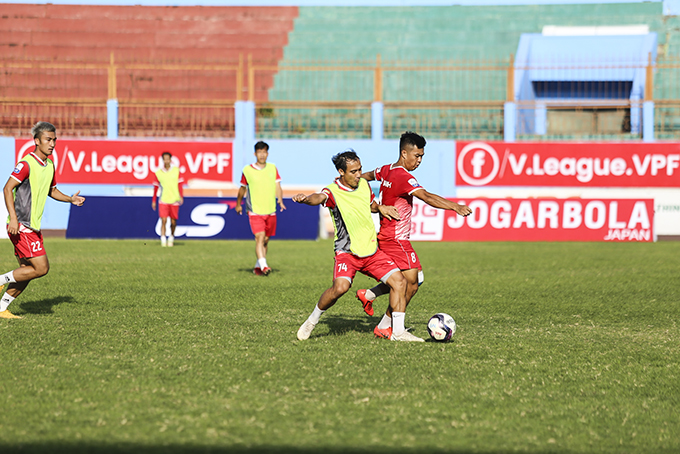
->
xmin=10 ymin=153 xmax=57 ymax=187
xmin=374 ymin=164 xmax=423 ymax=241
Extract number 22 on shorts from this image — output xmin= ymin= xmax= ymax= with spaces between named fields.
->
xmin=31 ymin=241 xmax=43 ymax=253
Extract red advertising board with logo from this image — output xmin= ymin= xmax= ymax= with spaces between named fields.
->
xmin=456 ymin=141 xmax=680 ymax=187
xmin=15 ymin=139 xmax=233 ymax=184
xmin=410 ymin=198 xmax=654 ymax=242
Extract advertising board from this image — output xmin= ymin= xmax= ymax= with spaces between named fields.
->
xmin=66 ymin=197 xmax=318 ymax=240
xmin=16 ymin=139 xmax=233 ymax=185
xmin=456 ymin=141 xmax=680 ymax=187
xmin=410 ymin=198 xmax=654 ymax=242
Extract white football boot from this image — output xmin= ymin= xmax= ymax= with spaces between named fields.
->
xmin=390 ymin=330 xmax=425 ymax=342
xmin=297 ymin=320 xmax=316 ymax=340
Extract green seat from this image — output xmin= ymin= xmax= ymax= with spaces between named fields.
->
xmin=269 ymin=3 xmax=671 ymax=139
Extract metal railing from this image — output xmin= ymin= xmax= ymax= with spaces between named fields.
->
xmin=2 ymin=54 xmax=680 ymax=140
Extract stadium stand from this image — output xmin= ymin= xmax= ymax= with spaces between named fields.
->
xmin=0 ymin=4 xmax=298 ymax=97
xmin=0 ymin=4 xmax=297 ymax=136
xmin=263 ymin=3 xmax=678 ymax=139
xmin=272 ymin=3 xmax=668 ymax=99
xmin=2 ymin=2 xmax=680 ymax=139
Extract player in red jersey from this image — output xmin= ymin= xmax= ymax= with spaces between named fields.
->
xmin=294 ymin=149 xmax=424 ymax=342
xmin=357 ymin=131 xmax=472 ymax=338
xmin=1 ymin=122 xmax=85 ymax=319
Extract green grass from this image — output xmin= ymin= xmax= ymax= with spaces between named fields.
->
xmin=0 ymin=239 xmax=679 ymax=454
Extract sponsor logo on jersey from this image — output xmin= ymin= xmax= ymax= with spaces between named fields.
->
xmin=408 ymin=178 xmax=419 ymax=187
xmin=13 ymin=162 xmax=24 ymax=174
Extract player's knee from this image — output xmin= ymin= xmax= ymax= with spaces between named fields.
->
xmin=34 ymin=263 xmax=49 ymax=278
xmin=333 ymin=278 xmax=351 ymax=296
xmin=389 ymin=273 xmax=407 ymax=293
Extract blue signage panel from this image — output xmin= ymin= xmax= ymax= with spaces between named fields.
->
xmin=66 ymin=196 xmax=319 ymax=240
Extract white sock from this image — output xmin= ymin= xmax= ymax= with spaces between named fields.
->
xmin=169 ymin=235 xmax=174 ymax=241
xmin=365 ymin=288 xmax=377 ymax=300
xmin=377 ymin=313 xmax=392 ymax=330
xmin=392 ymin=312 xmax=405 ymax=336
xmin=257 ymin=258 xmax=268 ymax=269
xmin=308 ymin=304 xmax=325 ymax=325
xmin=0 ymin=293 xmax=15 ymax=312
xmin=1 ymin=271 xmax=16 ymax=285
xmin=254 ymin=261 xmax=260 ymax=269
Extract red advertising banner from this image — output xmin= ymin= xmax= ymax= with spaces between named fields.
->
xmin=456 ymin=141 xmax=680 ymax=187
xmin=410 ymin=198 xmax=654 ymax=242
xmin=15 ymin=139 xmax=233 ymax=184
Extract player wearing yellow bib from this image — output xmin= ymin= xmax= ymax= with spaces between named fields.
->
xmin=292 ymin=149 xmax=424 ymax=342
xmin=0 ymin=122 xmax=86 ymax=319
xmin=236 ymin=141 xmax=286 ymax=276
xmin=152 ymin=152 xmax=184 ymax=247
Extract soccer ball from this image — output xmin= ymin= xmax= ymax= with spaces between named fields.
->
xmin=427 ymin=313 xmax=456 ymax=342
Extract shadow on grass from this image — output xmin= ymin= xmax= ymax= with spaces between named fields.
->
xmin=18 ymin=295 xmax=74 ymax=315
xmin=0 ymin=444 xmax=501 ymax=454
xmin=238 ymin=268 xmax=279 ymax=275
xmin=322 ymin=313 xmax=375 ymax=337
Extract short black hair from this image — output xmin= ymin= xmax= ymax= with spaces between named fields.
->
xmin=31 ymin=121 xmax=56 ymax=139
xmin=254 ymin=141 xmax=269 ymax=152
xmin=399 ymin=131 xmax=426 ymax=151
xmin=332 ymin=149 xmax=360 ymax=171
xmin=161 ymin=151 xmax=172 ymax=159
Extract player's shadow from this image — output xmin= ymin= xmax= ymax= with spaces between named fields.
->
xmin=238 ymin=268 xmax=278 ymax=275
xmin=0 ymin=443 xmax=490 ymax=454
xmin=18 ymin=295 xmax=74 ymax=315
xmin=322 ymin=314 xmax=375 ymax=337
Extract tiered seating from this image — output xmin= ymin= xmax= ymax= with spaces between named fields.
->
xmin=264 ymin=3 xmax=671 ymax=138
xmin=0 ymin=5 xmax=298 ymax=102
xmin=2 ymin=3 xmax=677 ymax=139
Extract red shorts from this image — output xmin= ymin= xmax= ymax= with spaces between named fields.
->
xmin=249 ymin=213 xmax=277 ymax=237
xmin=378 ymin=239 xmax=422 ymax=271
xmin=8 ymin=225 xmax=46 ymax=259
xmin=333 ymin=250 xmax=400 ymax=284
xmin=158 ymin=203 xmax=179 ymax=220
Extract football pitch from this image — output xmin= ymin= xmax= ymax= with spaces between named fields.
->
xmin=0 ymin=238 xmax=678 ymax=454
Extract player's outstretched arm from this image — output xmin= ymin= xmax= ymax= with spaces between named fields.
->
xmin=412 ymin=188 xmax=472 ymax=217
xmin=371 ymin=201 xmax=400 ymax=220
xmin=50 ymin=187 xmax=85 ymax=206
xmin=361 ymin=170 xmax=376 ymax=181
xmin=292 ymin=192 xmax=327 ymax=206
